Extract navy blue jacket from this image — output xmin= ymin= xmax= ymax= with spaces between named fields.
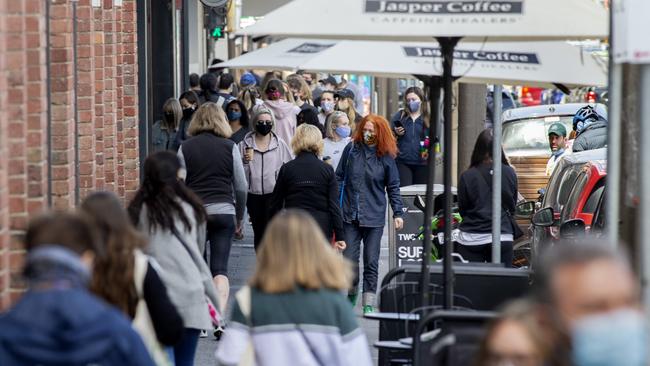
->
xmin=336 ymin=142 xmax=404 ymax=227
xmin=390 ymin=111 xmax=428 ymax=166
xmin=0 ymin=288 xmax=155 ymax=366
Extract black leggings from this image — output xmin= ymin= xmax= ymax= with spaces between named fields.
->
xmin=247 ymin=193 xmax=273 ymax=251
xmin=454 ymin=242 xmax=513 ymax=267
xmin=206 ymin=214 xmax=235 ymax=276
xmin=397 ymin=162 xmax=428 ymax=187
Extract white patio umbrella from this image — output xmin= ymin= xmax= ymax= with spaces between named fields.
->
xmin=220 ymin=38 xmax=607 ymax=87
xmin=214 ymin=38 xmax=337 ymax=71
xmin=238 ymin=0 xmax=608 ymax=41
xmin=301 ymin=39 xmax=607 ymax=87
xmin=237 ymin=0 xmax=609 ymax=318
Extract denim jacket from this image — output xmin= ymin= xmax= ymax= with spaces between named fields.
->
xmin=336 ymin=142 xmax=403 ymax=227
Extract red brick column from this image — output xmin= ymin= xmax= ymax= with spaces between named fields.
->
xmin=49 ymin=1 xmax=76 ymax=209
xmin=0 ymin=0 xmax=10 ymax=309
xmin=122 ymin=0 xmax=139 ymax=200
xmin=77 ymin=0 xmax=97 ymax=199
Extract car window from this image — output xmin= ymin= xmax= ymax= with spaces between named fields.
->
xmin=502 ymin=116 xmax=574 ymax=154
xmin=543 ymin=162 xmax=569 ymax=208
xmin=583 ymin=180 xmax=605 ymax=214
xmin=555 ymin=166 xmax=582 ymax=213
xmin=592 ymin=190 xmax=606 ymax=230
xmin=561 ymin=172 xmax=588 ymax=222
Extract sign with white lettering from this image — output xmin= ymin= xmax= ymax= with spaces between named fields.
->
xmin=403 ymin=46 xmax=539 ymax=64
xmin=365 ymin=0 xmax=523 ymax=15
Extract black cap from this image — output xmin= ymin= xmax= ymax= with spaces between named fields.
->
xmin=334 ymin=88 xmax=355 ymax=100
xmin=319 ymin=76 xmax=337 ymax=86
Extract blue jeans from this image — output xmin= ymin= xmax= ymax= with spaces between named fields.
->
xmin=342 ymin=223 xmax=384 ymax=295
xmin=173 ymin=328 xmax=200 ymax=366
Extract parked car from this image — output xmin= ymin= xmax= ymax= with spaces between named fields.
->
xmin=516 ymin=148 xmax=607 ymax=261
xmin=502 ymin=103 xmax=607 ymax=201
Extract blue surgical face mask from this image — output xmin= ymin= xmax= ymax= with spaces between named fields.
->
xmin=408 ymin=100 xmax=421 ymax=113
xmin=321 ymin=101 xmax=334 ymax=113
xmin=335 ymin=126 xmax=351 ymax=138
xmin=572 ymin=309 xmax=647 ymax=366
xmin=227 ymin=111 xmax=242 ymax=122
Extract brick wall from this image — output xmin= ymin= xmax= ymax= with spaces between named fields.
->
xmin=0 ymin=0 xmax=140 ymax=310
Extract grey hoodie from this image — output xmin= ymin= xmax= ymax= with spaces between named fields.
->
xmin=238 ymin=131 xmax=293 ymax=195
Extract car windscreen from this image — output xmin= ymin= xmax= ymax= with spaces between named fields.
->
xmin=502 ymin=116 xmax=574 ymax=154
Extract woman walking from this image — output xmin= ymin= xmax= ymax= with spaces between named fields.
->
xmin=173 ymin=90 xmax=201 ymax=150
xmin=456 ymin=129 xmax=519 ymax=266
xmin=269 ymin=124 xmax=345 ymax=246
xmin=225 ymin=99 xmax=250 ymax=144
xmin=390 ymin=86 xmax=430 ymax=186
xmin=336 ymin=114 xmax=404 ymax=313
xmin=128 ymin=151 xmax=220 ymax=366
xmin=177 ymin=102 xmax=247 ymax=318
xmin=215 ymin=210 xmax=372 ymax=366
xmin=239 ymin=105 xmax=292 ymax=250
xmin=152 ymin=98 xmax=181 ymax=152
xmin=323 ymin=111 xmax=353 ymax=170
xmin=263 ymin=79 xmax=300 ymax=145
xmin=81 ymin=191 xmax=183 ymax=366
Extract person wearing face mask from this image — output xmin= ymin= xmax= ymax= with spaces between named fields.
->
xmin=286 ymin=74 xmax=317 ymax=113
xmin=225 ymin=99 xmax=250 ymax=144
xmin=238 ymin=105 xmax=293 ymax=250
xmin=262 ymin=79 xmax=301 ymax=146
xmin=173 ymin=90 xmax=201 ymax=150
xmin=391 ymin=86 xmax=431 ymax=187
xmin=336 ymin=114 xmax=404 ymax=314
xmin=335 ymin=88 xmax=363 ymax=125
xmin=334 ymin=74 xmax=365 ymax=114
xmin=535 ymin=243 xmax=647 ymax=366
xmin=323 ymin=111 xmax=353 ymax=170
xmin=318 ymin=90 xmax=336 ymax=127
xmin=152 ymin=98 xmax=181 ymax=153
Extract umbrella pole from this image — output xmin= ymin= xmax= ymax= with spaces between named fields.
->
xmin=419 ymin=77 xmax=441 ymax=308
xmin=492 ymin=85 xmax=503 ymax=263
xmin=437 ymin=37 xmax=461 ymax=310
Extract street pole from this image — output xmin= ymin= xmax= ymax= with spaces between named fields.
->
xmin=607 ymin=64 xmax=622 ymax=248
xmin=492 ymin=85 xmax=503 ymax=263
xmin=639 ymin=64 xmax=650 ymax=329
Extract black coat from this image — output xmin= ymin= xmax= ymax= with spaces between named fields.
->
xmin=269 ymin=152 xmax=344 ymax=241
xmin=458 ymin=162 xmax=518 ymax=235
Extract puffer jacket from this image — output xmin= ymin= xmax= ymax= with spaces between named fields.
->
xmin=263 ymin=100 xmax=300 ymax=146
xmin=336 ymin=142 xmax=404 ymax=227
xmin=573 ymin=120 xmax=607 ymax=153
xmin=238 ymin=131 xmax=292 ymax=195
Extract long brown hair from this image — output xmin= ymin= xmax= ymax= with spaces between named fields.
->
xmin=352 ymin=114 xmax=398 ymax=158
xmin=250 ymin=209 xmax=351 ymax=293
xmin=81 ymin=191 xmax=145 ymax=318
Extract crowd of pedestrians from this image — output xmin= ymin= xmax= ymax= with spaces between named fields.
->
xmin=0 ymin=67 xmax=641 ymax=366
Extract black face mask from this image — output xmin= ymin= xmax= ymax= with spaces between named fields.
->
xmin=182 ymin=107 xmax=195 ymax=120
xmin=255 ymin=123 xmax=273 ymax=136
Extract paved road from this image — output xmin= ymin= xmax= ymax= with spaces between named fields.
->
xmin=194 ymin=222 xmax=389 ymax=365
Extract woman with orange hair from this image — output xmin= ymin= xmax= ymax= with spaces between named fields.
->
xmin=336 ymin=114 xmax=404 ymax=313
